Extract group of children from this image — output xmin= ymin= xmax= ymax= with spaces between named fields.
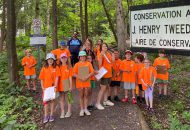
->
xmin=22 ymin=41 xmax=170 ymax=124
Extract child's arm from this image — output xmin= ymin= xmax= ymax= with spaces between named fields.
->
xmin=141 ymin=78 xmax=148 ymax=87
xmin=54 ymin=77 xmax=59 ymax=89
xmin=98 ymin=51 xmax=104 ymax=67
xmin=73 ymin=73 xmax=83 ymax=81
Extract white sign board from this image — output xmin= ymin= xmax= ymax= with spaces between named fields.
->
xmin=130 ymin=4 xmax=190 ymax=50
xmin=30 ymin=36 xmax=46 ymax=45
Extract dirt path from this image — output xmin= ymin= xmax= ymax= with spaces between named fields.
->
xmin=42 ymin=88 xmax=148 ymax=130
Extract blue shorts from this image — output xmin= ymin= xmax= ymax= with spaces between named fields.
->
xmin=123 ymin=82 xmax=135 ymax=90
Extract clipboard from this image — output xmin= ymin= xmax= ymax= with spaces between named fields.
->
xmin=157 ymin=65 xmax=167 ymax=74
xmin=62 ymin=79 xmax=70 ymax=92
xmin=78 ymin=66 xmax=89 ymax=79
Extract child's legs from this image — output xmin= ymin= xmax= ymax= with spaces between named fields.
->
xmin=44 ymin=103 xmax=49 ymax=117
xmin=148 ymin=88 xmax=154 ymax=108
xmin=144 ymin=90 xmax=149 ymax=106
xmin=60 ymin=93 xmax=65 ymax=113
xmin=141 ymin=91 xmax=145 ymax=98
xmin=50 ymin=100 xmax=55 ymax=116
xmin=124 ymin=89 xmax=128 ymax=98
xmin=97 ymin=84 xmax=107 ymax=104
xmin=31 ymin=77 xmax=36 ymax=89
xmin=26 ymin=78 xmax=30 ymax=88
xmin=88 ymin=88 xmax=92 ymax=105
xmin=114 ymin=87 xmax=119 ymax=96
xmin=163 ymin=83 xmax=168 ymax=95
xmin=79 ymin=89 xmax=85 ymax=110
xmin=66 ymin=93 xmax=72 ymax=113
xmin=84 ymin=88 xmax=89 ymax=109
xmin=132 ymin=89 xmax=135 ymax=98
xmin=158 ymin=83 xmax=164 ymax=94
xmin=103 ymin=85 xmax=109 ymax=101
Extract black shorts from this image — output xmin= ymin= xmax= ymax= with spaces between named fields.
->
xmin=110 ymin=81 xmax=121 ymax=87
xmin=138 ymin=84 xmax=144 ymax=91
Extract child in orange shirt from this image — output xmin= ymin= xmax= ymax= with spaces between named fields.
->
xmin=139 ymin=59 xmax=157 ymax=112
xmin=96 ymin=43 xmax=115 ymax=110
xmin=153 ymin=50 xmax=170 ymax=99
xmin=108 ymin=49 xmax=122 ymax=102
xmin=21 ymin=49 xmax=37 ymax=91
xmin=73 ymin=51 xmax=94 ymax=116
xmin=39 ymin=53 xmax=61 ymax=123
xmin=134 ymin=53 xmax=145 ymax=103
xmin=58 ymin=53 xmax=73 ymax=118
xmin=120 ymin=50 xmax=137 ymax=104
xmin=51 ymin=41 xmax=71 ymax=65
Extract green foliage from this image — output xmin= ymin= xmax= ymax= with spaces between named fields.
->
xmin=169 ymin=114 xmax=190 ymax=130
xmin=182 ymin=111 xmax=190 ymax=121
xmin=0 ymin=53 xmax=38 ymax=130
xmin=170 ymin=100 xmax=184 ymax=112
xmin=151 ymin=116 xmax=162 ymax=130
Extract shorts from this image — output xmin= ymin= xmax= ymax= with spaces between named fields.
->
xmin=156 ymin=79 xmax=168 ymax=83
xmin=91 ymin=80 xmax=96 ymax=88
xmin=110 ymin=81 xmax=121 ymax=87
xmin=100 ymin=78 xmax=111 ymax=85
xmin=138 ymin=84 xmax=143 ymax=91
xmin=25 ymin=74 xmax=36 ymax=79
xmin=123 ymin=82 xmax=135 ymax=90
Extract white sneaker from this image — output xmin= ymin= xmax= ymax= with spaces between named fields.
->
xmin=79 ymin=110 xmax=84 ymax=117
xmin=103 ymin=100 xmax=114 ymax=106
xmin=65 ymin=112 xmax=72 ymax=118
xmin=60 ymin=112 xmax=65 ymax=119
xmin=84 ymin=109 xmax=91 ymax=116
xmin=95 ymin=104 xmax=105 ymax=110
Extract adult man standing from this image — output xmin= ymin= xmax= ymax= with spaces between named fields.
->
xmin=67 ymin=31 xmax=83 ymax=66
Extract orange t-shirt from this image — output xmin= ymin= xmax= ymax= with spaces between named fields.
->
xmin=153 ymin=57 xmax=170 ymax=80
xmin=58 ymin=65 xmax=73 ymax=92
xmin=97 ymin=52 xmax=112 ymax=78
xmin=112 ymin=59 xmax=122 ymax=81
xmin=73 ymin=61 xmax=94 ymax=88
xmin=51 ymin=48 xmax=71 ymax=64
xmin=136 ymin=63 xmax=144 ymax=84
xmin=94 ymin=45 xmax=101 ymax=56
xmin=139 ymin=66 xmax=157 ymax=90
xmin=21 ymin=56 xmax=37 ymax=76
xmin=39 ymin=66 xmax=61 ymax=88
xmin=119 ymin=60 xmax=136 ymax=83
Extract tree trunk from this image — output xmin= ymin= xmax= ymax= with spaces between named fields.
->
xmin=101 ymin=0 xmax=118 ymax=43
xmin=35 ymin=0 xmax=40 ymax=18
xmin=84 ymin=0 xmax=88 ymax=40
xmin=52 ymin=0 xmax=58 ymax=49
xmin=0 ymin=0 xmax=6 ymax=52
xmin=80 ymin=0 xmax=85 ymax=43
xmin=47 ymin=0 xmax=50 ymax=34
xmin=116 ymin=0 xmax=128 ymax=51
xmin=6 ymin=0 xmax=19 ymax=84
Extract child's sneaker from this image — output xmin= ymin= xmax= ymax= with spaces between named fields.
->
xmin=49 ymin=116 xmax=55 ymax=122
xmin=65 ymin=112 xmax=72 ymax=118
xmin=114 ymin=96 xmax=120 ymax=102
xmin=121 ymin=98 xmax=128 ymax=103
xmin=95 ymin=104 xmax=105 ymax=110
xmin=60 ymin=112 xmax=65 ymax=119
xmin=144 ymin=105 xmax=149 ymax=110
xmin=84 ymin=109 xmax=91 ymax=116
xmin=43 ymin=116 xmax=49 ymax=124
xmin=132 ymin=98 xmax=137 ymax=104
xmin=103 ymin=100 xmax=114 ymax=106
xmin=79 ymin=110 xmax=84 ymax=116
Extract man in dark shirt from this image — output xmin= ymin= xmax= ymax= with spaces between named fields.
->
xmin=67 ymin=31 xmax=83 ymax=66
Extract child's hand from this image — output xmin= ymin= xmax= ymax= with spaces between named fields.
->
xmin=83 ymin=76 xmax=89 ymax=81
xmin=100 ymin=51 xmax=105 ymax=56
xmin=94 ymin=71 xmax=98 ymax=75
xmin=69 ymin=87 xmax=72 ymax=91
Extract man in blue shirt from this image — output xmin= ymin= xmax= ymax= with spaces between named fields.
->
xmin=67 ymin=31 xmax=83 ymax=66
